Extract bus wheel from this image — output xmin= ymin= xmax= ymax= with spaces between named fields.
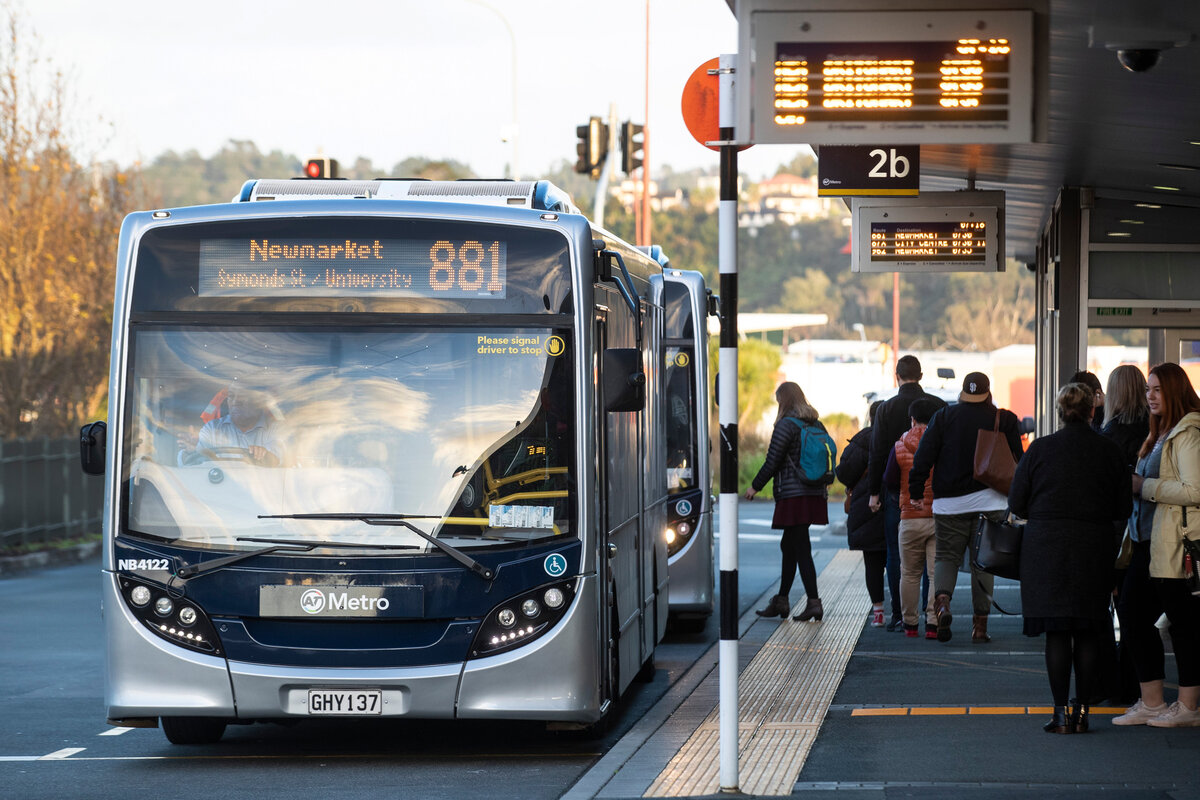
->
xmin=161 ymin=716 xmax=227 ymax=745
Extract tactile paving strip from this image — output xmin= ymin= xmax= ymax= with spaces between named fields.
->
xmin=644 ymin=549 xmax=868 ymax=797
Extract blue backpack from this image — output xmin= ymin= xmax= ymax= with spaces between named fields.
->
xmin=784 ymin=417 xmax=837 ymax=486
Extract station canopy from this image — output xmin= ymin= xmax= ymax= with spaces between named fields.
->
xmin=729 ymin=0 xmax=1200 ymax=263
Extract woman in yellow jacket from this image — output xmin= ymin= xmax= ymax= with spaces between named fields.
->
xmin=1115 ymin=362 xmax=1200 ymax=727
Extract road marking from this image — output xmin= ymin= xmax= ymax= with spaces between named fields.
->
xmin=39 ymin=748 xmax=86 ymax=760
xmin=99 ymin=727 xmax=134 ymax=736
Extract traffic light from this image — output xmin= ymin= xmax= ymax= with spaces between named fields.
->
xmin=620 ymin=121 xmax=644 ymax=175
xmin=574 ymin=116 xmax=608 ymax=179
xmin=303 ymin=156 xmax=339 ymax=179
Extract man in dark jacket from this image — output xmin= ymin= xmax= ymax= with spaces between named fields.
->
xmin=867 ymin=355 xmax=947 ymax=629
xmin=907 ymin=372 xmax=1023 ymax=644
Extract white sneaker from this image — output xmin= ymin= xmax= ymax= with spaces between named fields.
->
xmin=1147 ymin=701 xmax=1200 ymax=728
xmin=1111 ymin=699 xmax=1169 ymax=726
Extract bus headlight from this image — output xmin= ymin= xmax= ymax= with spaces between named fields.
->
xmin=469 ymin=579 xmax=576 ymax=659
xmin=119 ymin=577 xmax=221 ymax=655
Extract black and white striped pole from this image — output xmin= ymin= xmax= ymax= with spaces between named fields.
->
xmin=715 ymin=52 xmax=740 ymax=793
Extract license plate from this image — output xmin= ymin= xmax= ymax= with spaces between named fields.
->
xmin=307 ymin=690 xmax=382 ymax=715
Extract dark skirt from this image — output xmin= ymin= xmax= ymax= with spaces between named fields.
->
xmin=772 ymin=495 xmax=828 ymax=528
xmin=1023 ymin=615 xmax=1112 ymax=636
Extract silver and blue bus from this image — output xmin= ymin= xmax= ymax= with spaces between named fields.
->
xmin=81 ymin=179 xmax=670 ymax=743
xmin=659 ymin=267 xmax=715 ymax=632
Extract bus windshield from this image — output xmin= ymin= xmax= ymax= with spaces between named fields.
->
xmin=124 ymin=325 xmax=575 ymax=551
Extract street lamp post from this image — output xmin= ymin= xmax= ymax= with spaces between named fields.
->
xmin=464 ymin=0 xmax=518 ymax=178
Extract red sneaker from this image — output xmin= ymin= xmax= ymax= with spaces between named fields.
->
xmin=904 ymin=625 xmax=919 ymax=638
xmin=925 ymin=624 xmax=938 ymax=640
xmin=871 ymin=608 xmax=885 ymax=627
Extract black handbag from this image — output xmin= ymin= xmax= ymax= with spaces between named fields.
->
xmin=970 ymin=513 xmax=1023 ymax=581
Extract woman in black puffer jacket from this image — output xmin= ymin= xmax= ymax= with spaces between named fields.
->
xmin=745 ymin=382 xmax=830 ymax=622
xmin=837 ymin=401 xmax=887 ymax=626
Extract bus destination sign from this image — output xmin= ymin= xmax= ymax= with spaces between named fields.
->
xmin=850 ymin=192 xmax=1004 ymax=273
xmin=198 ymin=238 xmax=507 ymax=299
xmin=738 ymin=7 xmax=1034 ymax=145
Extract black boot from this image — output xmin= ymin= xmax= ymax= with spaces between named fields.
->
xmin=755 ymin=594 xmax=790 ymax=619
xmin=793 ymin=597 xmax=823 ymax=622
xmin=1070 ymin=699 xmax=1090 ymax=733
xmin=1043 ymin=706 xmax=1074 ymax=734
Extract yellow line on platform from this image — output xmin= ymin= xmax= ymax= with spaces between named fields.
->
xmin=910 ymin=707 xmax=965 ymax=716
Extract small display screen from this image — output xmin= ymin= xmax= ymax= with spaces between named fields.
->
xmin=869 ymin=221 xmax=987 ymax=263
xmin=198 ymin=237 xmax=507 ymax=299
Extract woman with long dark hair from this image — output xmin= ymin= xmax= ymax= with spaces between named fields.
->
xmin=1009 ymin=383 xmax=1131 ymax=734
xmin=1113 ymin=362 xmax=1200 ymax=727
xmin=745 ymin=382 xmax=830 ymax=622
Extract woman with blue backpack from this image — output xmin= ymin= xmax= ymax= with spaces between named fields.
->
xmin=745 ymin=381 xmax=836 ymax=621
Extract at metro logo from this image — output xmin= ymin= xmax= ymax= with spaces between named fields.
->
xmin=327 ymin=592 xmax=390 ymax=612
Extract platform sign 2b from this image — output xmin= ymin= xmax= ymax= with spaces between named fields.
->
xmin=818 ymin=146 xmax=919 ymax=196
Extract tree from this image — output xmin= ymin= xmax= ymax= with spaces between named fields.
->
xmin=388 ymin=157 xmax=475 ymax=181
xmin=142 ymin=140 xmax=296 ymax=207
xmin=0 ymin=9 xmax=144 ymax=438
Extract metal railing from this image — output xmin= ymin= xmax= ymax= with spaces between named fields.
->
xmin=0 ymin=438 xmax=103 ymax=551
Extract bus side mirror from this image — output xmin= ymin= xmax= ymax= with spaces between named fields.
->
xmin=604 ymin=348 xmax=645 ymax=412
xmin=80 ymin=421 xmax=107 ymax=475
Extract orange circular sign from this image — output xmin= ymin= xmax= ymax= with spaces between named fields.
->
xmin=681 ymin=58 xmax=751 ymax=153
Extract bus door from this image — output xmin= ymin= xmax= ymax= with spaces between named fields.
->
xmin=596 ymin=288 xmax=644 ymax=697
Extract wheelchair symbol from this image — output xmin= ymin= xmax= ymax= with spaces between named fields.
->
xmin=544 ymin=553 xmax=568 ymax=577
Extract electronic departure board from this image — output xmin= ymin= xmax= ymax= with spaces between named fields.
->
xmin=850 ymin=191 xmax=1005 ymax=273
xmin=738 ymin=7 xmax=1034 ymax=145
xmin=198 ymin=237 xmax=507 ymax=298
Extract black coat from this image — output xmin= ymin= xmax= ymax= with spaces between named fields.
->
xmin=751 ymin=417 xmax=829 ymax=500
xmin=836 ymin=428 xmax=885 ymax=551
xmin=909 ymin=400 xmax=1023 ymax=500
xmin=1101 ymin=414 xmax=1149 ymax=469
xmin=1008 ymin=421 xmax=1133 ymax=620
xmin=868 ymin=382 xmax=947 ymax=496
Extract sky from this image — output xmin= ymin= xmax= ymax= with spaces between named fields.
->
xmin=19 ymin=0 xmax=810 ymax=180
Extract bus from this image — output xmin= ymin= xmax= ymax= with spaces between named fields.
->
xmin=80 ymin=179 xmax=670 ymax=743
xmin=659 ymin=267 xmax=715 ymax=632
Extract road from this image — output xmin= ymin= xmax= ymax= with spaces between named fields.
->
xmin=0 ymin=501 xmax=845 ymax=800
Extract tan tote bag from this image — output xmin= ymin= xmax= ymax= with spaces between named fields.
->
xmin=973 ymin=411 xmax=1016 ymax=494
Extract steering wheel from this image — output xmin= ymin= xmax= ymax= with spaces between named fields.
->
xmin=197 ymin=446 xmax=255 ymax=463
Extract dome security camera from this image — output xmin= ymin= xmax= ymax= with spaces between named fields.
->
xmin=1116 ymin=48 xmax=1162 ymax=72
xmin=1088 ymin=25 xmax=1192 ymax=74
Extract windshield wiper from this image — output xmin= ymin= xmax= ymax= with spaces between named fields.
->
xmin=258 ymin=513 xmax=495 ymax=581
xmin=174 ymin=537 xmax=420 ymax=581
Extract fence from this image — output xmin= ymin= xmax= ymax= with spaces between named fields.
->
xmin=0 ymin=437 xmax=104 ymax=552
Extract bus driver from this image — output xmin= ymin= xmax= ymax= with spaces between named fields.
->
xmin=178 ymin=385 xmax=283 ymax=467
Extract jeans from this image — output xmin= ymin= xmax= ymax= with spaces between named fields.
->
xmin=884 ymin=491 xmax=902 ymax=620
